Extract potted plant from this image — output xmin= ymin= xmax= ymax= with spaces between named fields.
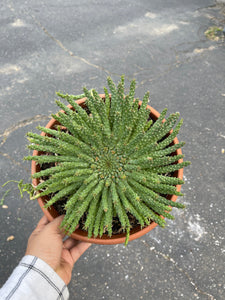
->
xmin=24 ymin=76 xmax=190 ymax=245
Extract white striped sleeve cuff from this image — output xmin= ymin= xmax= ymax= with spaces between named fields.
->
xmin=0 ymin=255 xmax=69 ymax=300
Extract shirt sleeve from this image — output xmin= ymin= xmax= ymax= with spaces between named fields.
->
xmin=0 ymin=255 xmax=69 ymax=300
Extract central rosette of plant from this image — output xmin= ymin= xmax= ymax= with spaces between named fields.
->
xmin=94 ymin=149 xmax=126 ymax=180
xmin=25 ymin=76 xmax=190 ymax=245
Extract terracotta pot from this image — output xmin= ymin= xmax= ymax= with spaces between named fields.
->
xmin=32 ymin=95 xmax=183 ymax=245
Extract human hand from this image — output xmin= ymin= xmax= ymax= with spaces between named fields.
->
xmin=25 ymin=215 xmax=91 ymax=285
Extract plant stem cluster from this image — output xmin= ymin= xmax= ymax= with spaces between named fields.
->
xmin=25 ymin=76 xmax=190 ymax=245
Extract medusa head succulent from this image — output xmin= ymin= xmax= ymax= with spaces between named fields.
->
xmin=25 ymin=76 xmax=190 ymax=245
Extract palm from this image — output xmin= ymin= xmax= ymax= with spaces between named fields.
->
xmin=26 ymin=216 xmax=91 ymax=285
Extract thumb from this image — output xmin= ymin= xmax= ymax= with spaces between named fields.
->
xmin=33 ymin=215 xmax=49 ymax=233
xmin=46 ymin=215 xmax=66 ymax=238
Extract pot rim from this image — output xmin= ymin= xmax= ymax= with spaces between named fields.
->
xmin=32 ymin=95 xmax=183 ymax=245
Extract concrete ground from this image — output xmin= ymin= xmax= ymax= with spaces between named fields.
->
xmin=0 ymin=0 xmax=225 ymax=299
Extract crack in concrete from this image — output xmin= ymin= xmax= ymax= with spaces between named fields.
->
xmin=7 ymin=0 xmax=122 ymax=79
xmin=196 ymin=2 xmax=225 ymax=12
xmin=136 ymin=41 xmax=223 ymax=89
xmin=0 ymin=115 xmax=50 ymax=147
xmin=0 ymin=152 xmax=29 ymax=172
xmin=29 ymin=14 xmax=112 ymax=76
xmin=135 ymin=62 xmax=179 ymax=89
xmin=175 ymin=44 xmax=220 ymax=61
xmin=134 ymin=1 xmax=224 ymax=88
xmin=196 ymin=2 xmax=225 ymax=26
xmin=142 ymin=240 xmax=216 ymax=300
xmin=196 ymin=3 xmax=218 ymax=12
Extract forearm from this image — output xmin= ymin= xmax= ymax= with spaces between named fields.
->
xmin=0 ymin=255 xmax=69 ymax=300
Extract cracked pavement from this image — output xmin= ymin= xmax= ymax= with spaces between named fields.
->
xmin=0 ymin=0 xmax=225 ymax=299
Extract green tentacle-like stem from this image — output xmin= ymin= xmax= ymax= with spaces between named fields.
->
xmin=25 ymin=76 xmax=190 ymax=245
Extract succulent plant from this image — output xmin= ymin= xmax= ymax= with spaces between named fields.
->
xmin=25 ymin=76 xmax=190 ymax=245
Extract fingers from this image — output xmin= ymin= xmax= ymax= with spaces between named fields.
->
xmin=35 ymin=215 xmax=66 ymax=238
xmin=34 ymin=215 xmax=49 ymax=232
xmin=49 ymin=215 xmax=64 ymax=226
xmin=62 ymin=224 xmax=80 ymax=249
xmin=69 ymin=241 xmax=91 ymax=264
xmin=37 ymin=215 xmax=49 ymax=227
xmin=47 ymin=215 xmax=66 ymax=238
xmin=63 ymin=237 xmax=79 ymax=250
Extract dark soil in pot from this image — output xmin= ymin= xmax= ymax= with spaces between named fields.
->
xmin=52 ymin=197 xmax=147 ymax=236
